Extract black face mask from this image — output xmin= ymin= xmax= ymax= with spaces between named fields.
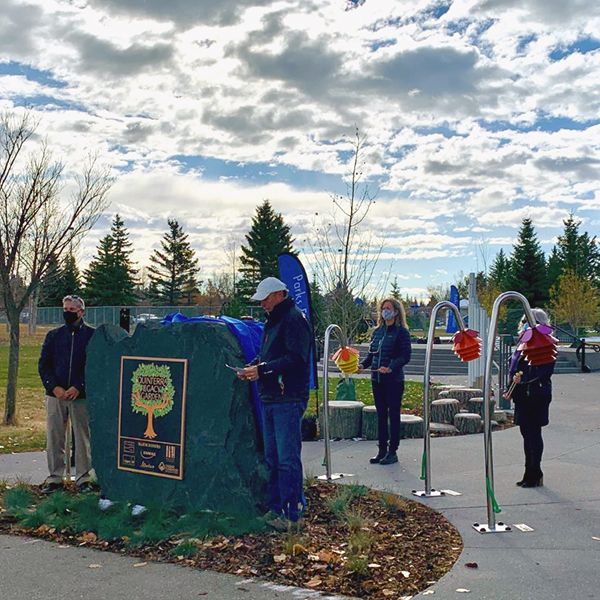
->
xmin=63 ymin=311 xmax=79 ymax=325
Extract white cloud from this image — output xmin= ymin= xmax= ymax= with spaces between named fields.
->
xmin=1 ymin=0 xmax=598 ymax=293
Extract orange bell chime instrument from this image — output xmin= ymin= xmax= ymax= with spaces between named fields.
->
xmin=452 ymin=328 xmax=482 ymax=362
xmin=331 ymin=346 xmax=360 ymax=374
xmin=516 ymin=323 xmax=558 ymax=366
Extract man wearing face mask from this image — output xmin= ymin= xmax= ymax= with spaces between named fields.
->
xmin=38 ymin=294 xmax=96 ymax=494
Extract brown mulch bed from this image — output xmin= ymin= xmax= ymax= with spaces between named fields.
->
xmin=0 ymin=481 xmax=462 ymax=599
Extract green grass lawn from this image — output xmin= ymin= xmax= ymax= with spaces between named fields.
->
xmin=0 ymin=327 xmax=425 ymax=452
xmin=0 ymin=327 xmax=50 ymax=454
xmin=307 ymin=377 xmax=423 ymax=417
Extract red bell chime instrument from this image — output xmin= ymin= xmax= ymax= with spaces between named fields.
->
xmin=452 ymin=328 xmax=482 ymax=362
xmin=516 ymin=323 xmax=558 ymax=366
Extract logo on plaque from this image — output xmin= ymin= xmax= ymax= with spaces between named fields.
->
xmin=118 ymin=356 xmax=188 ymax=480
xmin=130 ymin=363 xmax=175 ymax=439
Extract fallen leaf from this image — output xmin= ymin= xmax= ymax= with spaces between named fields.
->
xmin=306 ymin=577 xmax=322 ymax=588
xmin=422 ymin=591 xmax=435 ymax=596
xmin=401 ymin=570 xmax=410 ymax=578
xmin=293 ymin=543 xmax=308 ymax=556
xmin=80 ymin=532 xmax=97 ymax=543
xmin=592 ymin=536 xmax=600 ymax=541
xmin=88 ymin=564 xmax=102 ymax=569
xmin=273 ymin=554 xmax=287 ymax=563
xmin=133 ymin=562 xmax=147 ymax=568
xmin=382 ymin=591 xmax=395 ymax=597
xmin=317 ymin=550 xmax=336 ymax=563
xmin=456 ymin=589 xmax=471 ymax=593
xmin=368 ymin=563 xmax=381 ymax=568
xmin=465 ymin=562 xmax=478 ymax=569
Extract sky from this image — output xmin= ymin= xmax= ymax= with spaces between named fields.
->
xmin=1 ymin=0 xmax=599 ymax=300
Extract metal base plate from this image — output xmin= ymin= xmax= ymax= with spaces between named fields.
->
xmin=412 ymin=488 xmax=445 ymax=497
xmin=472 ymin=521 xmax=512 ymax=534
xmin=317 ymin=473 xmax=354 ymax=481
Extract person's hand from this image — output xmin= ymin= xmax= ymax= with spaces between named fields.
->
xmin=63 ymin=386 xmax=80 ymax=401
xmin=237 ymin=366 xmax=259 ymax=382
xmin=53 ymin=386 xmax=67 ymax=400
xmin=377 ymin=367 xmax=392 ymax=374
xmin=513 ymin=372 xmax=522 ymax=384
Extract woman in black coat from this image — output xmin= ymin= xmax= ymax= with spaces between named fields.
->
xmin=360 ymin=298 xmax=411 ymax=465
xmin=507 ymin=308 xmax=554 ymax=488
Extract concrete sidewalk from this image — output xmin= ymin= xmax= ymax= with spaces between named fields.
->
xmin=303 ymin=372 xmax=600 ymax=599
xmin=1 ymin=373 xmax=599 ymax=599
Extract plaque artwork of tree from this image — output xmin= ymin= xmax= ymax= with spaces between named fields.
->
xmin=130 ymin=363 xmax=175 ymax=439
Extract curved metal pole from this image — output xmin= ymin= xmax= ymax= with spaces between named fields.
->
xmin=414 ymin=301 xmax=467 ymax=498
xmin=475 ymin=291 xmax=534 ymax=533
xmin=319 ymin=323 xmax=347 ymax=481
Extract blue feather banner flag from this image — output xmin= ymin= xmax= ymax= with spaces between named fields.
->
xmin=277 ymin=252 xmax=318 ymax=390
xmin=446 ymin=284 xmax=460 ymax=334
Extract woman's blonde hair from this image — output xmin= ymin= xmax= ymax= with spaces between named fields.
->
xmin=378 ymin=297 xmax=408 ymax=329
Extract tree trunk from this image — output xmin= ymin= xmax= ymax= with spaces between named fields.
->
xmin=144 ymin=411 xmax=157 ymax=438
xmin=4 ymin=312 xmax=21 ymax=425
xmin=28 ymin=287 xmax=39 ymax=336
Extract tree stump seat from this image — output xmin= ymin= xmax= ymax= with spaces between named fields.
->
xmin=430 ymin=422 xmax=458 ymax=435
xmin=438 ymin=388 xmax=487 ymax=409
xmin=400 ymin=414 xmax=424 ymax=439
xmin=361 ymin=405 xmax=378 ymax=440
xmin=454 ymin=412 xmax=483 ymax=434
xmin=467 ymin=397 xmax=496 ymax=418
xmin=430 ymin=398 xmax=460 ymax=424
xmin=431 ymin=385 xmax=465 ymax=401
xmin=319 ymin=400 xmax=364 ymax=439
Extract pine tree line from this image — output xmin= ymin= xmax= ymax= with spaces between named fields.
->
xmin=38 ymin=200 xmax=296 ymax=309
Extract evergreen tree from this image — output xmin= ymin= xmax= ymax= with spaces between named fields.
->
xmin=38 ymin=254 xmax=63 ymax=306
xmin=506 ymin=218 xmax=548 ymax=306
xmin=390 ymin=276 xmax=401 ymax=300
xmin=84 ymin=214 xmax=138 ymax=306
xmin=546 ymin=246 xmax=563 ymax=293
xmin=237 ymin=200 xmax=295 ymax=300
xmin=488 ymin=249 xmax=510 ymax=290
xmin=59 ymin=252 xmax=82 ymax=298
xmin=549 ymin=213 xmax=600 ymax=290
xmin=40 ymin=250 xmax=83 ymax=306
xmin=146 ymin=219 xmax=200 ymax=305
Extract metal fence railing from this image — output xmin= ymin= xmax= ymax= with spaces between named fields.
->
xmin=24 ymin=304 xmax=265 ymax=327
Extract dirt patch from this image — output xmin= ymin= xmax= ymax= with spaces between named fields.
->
xmin=0 ymin=480 xmax=462 ymax=599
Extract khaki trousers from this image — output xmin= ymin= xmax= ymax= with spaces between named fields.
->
xmin=45 ymin=395 xmax=92 ymax=486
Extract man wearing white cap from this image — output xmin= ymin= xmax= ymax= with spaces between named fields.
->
xmin=238 ymin=277 xmax=311 ymax=527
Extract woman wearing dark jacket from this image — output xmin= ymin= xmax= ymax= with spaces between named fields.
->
xmin=360 ymin=298 xmax=411 ymax=465
xmin=508 ymin=308 xmax=554 ymax=488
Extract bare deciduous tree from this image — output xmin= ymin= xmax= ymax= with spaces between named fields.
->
xmin=1 ymin=111 xmax=113 ymax=425
xmin=307 ymin=128 xmax=385 ymax=340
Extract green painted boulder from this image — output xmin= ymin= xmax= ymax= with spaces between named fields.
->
xmin=86 ymin=321 xmax=268 ymax=516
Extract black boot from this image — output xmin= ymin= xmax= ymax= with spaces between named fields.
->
xmin=369 ymin=447 xmax=387 ymax=464
xmin=521 ymin=468 xmax=543 ymax=488
xmin=379 ymin=451 xmax=398 ymax=465
xmin=516 ymin=468 xmax=529 ymax=486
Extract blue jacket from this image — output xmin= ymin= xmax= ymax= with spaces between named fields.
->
xmin=256 ymin=297 xmax=312 ymax=404
xmin=361 ymin=324 xmax=412 ymax=383
xmin=38 ymin=321 xmax=95 ymax=399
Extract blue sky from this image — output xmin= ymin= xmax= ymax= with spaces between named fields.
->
xmin=1 ymin=0 xmax=599 ymax=300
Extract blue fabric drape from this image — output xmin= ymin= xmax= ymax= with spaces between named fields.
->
xmin=161 ymin=313 xmax=264 ymax=433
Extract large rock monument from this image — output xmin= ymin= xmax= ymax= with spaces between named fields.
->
xmin=86 ymin=320 xmax=268 ymax=516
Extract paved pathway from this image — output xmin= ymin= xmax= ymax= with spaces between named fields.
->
xmin=1 ymin=373 xmax=599 ymax=599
